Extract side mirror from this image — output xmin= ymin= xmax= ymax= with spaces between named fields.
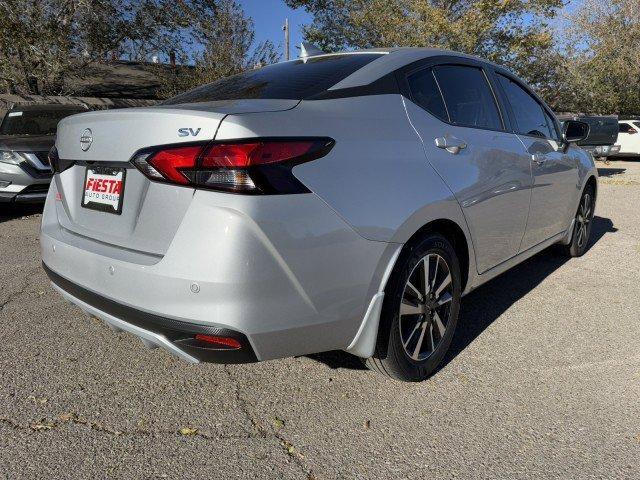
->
xmin=563 ymin=120 xmax=590 ymax=144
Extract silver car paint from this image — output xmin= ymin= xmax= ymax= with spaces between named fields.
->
xmin=403 ymin=100 xmax=533 ymax=273
xmin=0 ymin=161 xmax=50 ymax=196
xmin=42 ymin=182 xmax=391 ymax=360
xmin=517 ymin=135 xmax=581 ymax=250
xmin=42 ymin=49 xmax=598 ymax=363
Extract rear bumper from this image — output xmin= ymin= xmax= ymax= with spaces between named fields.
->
xmin=41 ymin=181 xmax=395 ymax=362
xmin=44 ymin=263 xmax=257 ymax=363
xmin=581 ymin=145 xmax=620 ymax=157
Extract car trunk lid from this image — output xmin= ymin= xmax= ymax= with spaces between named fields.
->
xmin=53 ymin=100 xmax=299 ymax=256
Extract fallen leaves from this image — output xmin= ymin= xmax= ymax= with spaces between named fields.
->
xmin=600 ymin=179 xmax=640 ymax=186
xmin=30 ymin=421 xmax=54 ymax=431
xmin=27 ymin=395 xmax=48 ymax=405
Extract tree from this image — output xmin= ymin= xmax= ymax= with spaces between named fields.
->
xmin=0 ymin=0 xmax=278 ymax=97
xmin=285 ymin=0 xmax=564 ymax=89
xmin=0 ymin=0 xmax=192 ymax=95
xmin=157 ymin=0 xmax=279 ymax=97
xmin=554 ymin=0 xmax=640 ymax=114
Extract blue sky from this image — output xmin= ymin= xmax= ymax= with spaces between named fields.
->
xmin=238 ymin=0 xmax=313 ymax=59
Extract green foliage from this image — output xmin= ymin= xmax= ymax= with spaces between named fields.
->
xmin=285 ymin=0 xmax=563 ymax=89
xmin=555 ymin=0 xmax=640 ymax=114
xmin=157 ymin=0 xmax=280 ymax=98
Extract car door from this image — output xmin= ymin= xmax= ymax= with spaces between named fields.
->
xmin=493 ymin=72 xmax=579 ymax=250
xmin=401 ymin=61 xmax=533 ymax=273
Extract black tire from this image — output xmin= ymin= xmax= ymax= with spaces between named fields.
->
xmin=365 ymin=233 xmax=462 ymax=382
xmin=562 ymin=184 xmax=595 ymax=257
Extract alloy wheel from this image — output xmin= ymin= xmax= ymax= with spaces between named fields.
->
xmin=576 ymin=192 xmax=593 ymax=249
xmin=398 ymin=253 xmax=453 ymax=361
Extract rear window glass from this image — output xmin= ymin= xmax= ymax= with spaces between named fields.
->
xmin=163 ymin=54 xmax=383 ymax=105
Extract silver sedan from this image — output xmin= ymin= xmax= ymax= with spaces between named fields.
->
xmin=41 ymin=48 xmax=596 ymax=381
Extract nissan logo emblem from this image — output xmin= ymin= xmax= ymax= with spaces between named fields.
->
xmin=80 ymin=128 xmax=93 ymax=151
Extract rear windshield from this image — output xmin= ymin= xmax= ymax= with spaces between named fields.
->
xmin=163 ymin=54 xmax=383 ymax=105
xmin=0 ymin=109 xmax=85 ymax=136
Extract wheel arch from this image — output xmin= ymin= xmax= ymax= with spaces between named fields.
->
xmin=400 ymin=218 xmax=471 ymax=294
xmin=345 ymin=216 xmax=473 ymax=359
xmin=585 ymin=174 xmax=598 ymax=199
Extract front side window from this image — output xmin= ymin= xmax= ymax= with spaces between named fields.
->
xmin=407 ymin=68 xmax=448 ymax=121
xmin=497 ymin=74 xmax=553 ymax=139
xmin=432 ymin=65 xmax=503 ymax=130
xmin=543 ymin=109 xmax=561 ymax=142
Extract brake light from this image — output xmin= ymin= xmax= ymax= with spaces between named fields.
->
xmin=201 ymin=142 xmax=320 ymax=167
xmin=132 ymin=138 xmax=334 ymax=194
xmin=145 ymin=146 xmax=202 ymax=184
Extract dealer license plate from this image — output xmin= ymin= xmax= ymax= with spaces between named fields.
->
xmin=81 ymin=166 xmax=126 ymax=215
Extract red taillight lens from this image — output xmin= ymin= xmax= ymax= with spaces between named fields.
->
xmin=194 ymin=334 xmax=242 ymax=349
xmin=132 ymin=138 xmax=334 ymax=194
xmin=147 ymin=146 xmax=202 ymax=184
xmin=201 ymin=141 xmax=319 ymax=168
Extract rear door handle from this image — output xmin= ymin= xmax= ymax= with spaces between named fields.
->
xmin=435 ymin=135 xmax=467 ymax=154
xmin=532 ymin=153 xmax=547 ymax=165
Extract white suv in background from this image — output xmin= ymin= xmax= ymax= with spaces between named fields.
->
xmin=613 ymin=119 xmax=640 ymax=157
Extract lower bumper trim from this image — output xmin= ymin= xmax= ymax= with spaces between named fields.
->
xmin=0 ymin=191 xmax=47 ymax=203
xmin=43 ymin=262 xmax=258 ymax=364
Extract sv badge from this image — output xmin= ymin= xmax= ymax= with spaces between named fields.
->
xmin=178 ymin=127 xmax=202 ymax=137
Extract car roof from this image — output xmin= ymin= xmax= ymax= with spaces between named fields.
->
xmin=304 ymin=48 xmax=500 ymax=91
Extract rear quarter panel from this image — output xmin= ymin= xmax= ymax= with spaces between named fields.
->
xmin=216 ymin=94 xmax=478 ymax=295
xmin=217 ymin=95 xmax=471 ymax=242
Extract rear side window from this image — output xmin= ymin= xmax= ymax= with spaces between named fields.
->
xmin=163 ymin=54 xmax=383 ymax=104
xmin=407 ymin=68 xmax=448 ymax=121
xmin=497 ymin=74 xmax=553 ymax=139
xmin=432 ymin=66 xmax=503 ymax=130
xmin=619 ymin=122 xmax=636 ymax=133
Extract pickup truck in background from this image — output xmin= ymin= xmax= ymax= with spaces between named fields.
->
xmin=558 ymin=115 xmax=619 ymax=161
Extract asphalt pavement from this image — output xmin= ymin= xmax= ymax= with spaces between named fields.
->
xmin=1 ymin=160 xmax=639 ymax=479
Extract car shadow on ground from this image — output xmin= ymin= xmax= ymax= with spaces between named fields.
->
xmin=0 ymin=204 xmax=43 ymax=223
xmin=307 ymin=216 xmax=617 ymax=373
xmin=597 ymin=167 xmax=626 ymax=178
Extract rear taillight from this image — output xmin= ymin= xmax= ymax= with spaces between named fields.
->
xmin=132 ymin=138 xmax=334 ymax=194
